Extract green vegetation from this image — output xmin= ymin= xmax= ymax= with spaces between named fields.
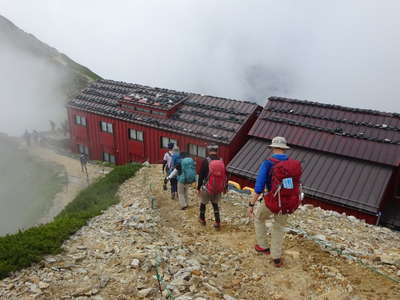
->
xmin=0 ymin=163 xmax=142 ymax=280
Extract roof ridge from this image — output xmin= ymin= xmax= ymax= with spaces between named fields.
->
xmin=269 ymin=96 xmax=400 ymax=119
xmin=262 ymin=115 xmax=400 ymax=145
xmin=265 ymin=107 xmax=400 ymax=132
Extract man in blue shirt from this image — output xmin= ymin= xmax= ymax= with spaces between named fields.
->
xmin=247 ymin=136 xmax=291 ymax=267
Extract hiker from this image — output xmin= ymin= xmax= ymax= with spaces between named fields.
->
xmin=167 ymin=152 xmax=196 ymax=210
xmin=197 ymin=144 xmax=227 ymax=229
xmin=49 ymin=120 xmax=56 ymax=132
xmin=163 ymin=143 xmax=179 ymax=199
xmin=80 ymin=152 xmax=89 ymax=174
xmin=32 ymin=130 xmax=39 ymax=144
xmin=247 ymin=136 xmax=302 ymax=268
xmin=23 ymin=130 xmax=31 ymax=146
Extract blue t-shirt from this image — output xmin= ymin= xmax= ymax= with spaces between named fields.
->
xmin=254 ymin=154 xmax=288 ymax=194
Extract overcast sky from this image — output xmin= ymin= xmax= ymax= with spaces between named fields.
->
xmin=1 ymin=0 xmax=400 ymax=112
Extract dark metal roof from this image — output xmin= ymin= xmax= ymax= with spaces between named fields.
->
xmin=249 ymin=97 xmax=400 ymax=166
xmin=227 ymin=138 xmax=393 ymax=214
xmin=90 ymin=79 xmax=188 ymax=110
xmin=68 ymin=80 xmax=260 ymax=144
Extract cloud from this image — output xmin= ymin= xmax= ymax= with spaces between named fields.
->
xmin=1 ymin=0 xmax=400 ymax=113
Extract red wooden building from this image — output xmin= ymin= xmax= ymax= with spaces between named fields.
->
xmin=67 ymin=79 xmax=261 ymax=170
xmin=227 ymin=97 xmax=400 ymax=228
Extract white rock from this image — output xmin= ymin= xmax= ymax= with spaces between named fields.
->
xmin=38 ymin=282 xmax=49 ymax=289
xmin=131 ymin=259 xmax=140 ymax=268
xmin=138 ymin=287 xmax=154 ymax=298
xmin=313 ymin=234 xmax=326 ymax=241
xmin=175 ymin=296 xmax=193 ymax=300
xmin=224 ymin=295 xmax=238 ymax=300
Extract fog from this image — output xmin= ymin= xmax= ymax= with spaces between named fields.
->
xmin=0 ymin=27 xmax=71 ymax=136
xmin=2 ymin=0 xmax=400 ymax=115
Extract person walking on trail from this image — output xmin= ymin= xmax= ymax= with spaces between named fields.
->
xmin=197 ymin=144 xmax=227 ymax=230
xmin=167 ymin=152 xmax=196 ymax=210
xmin=23 ymin=130 xmax=31 ymax=146
xmin=247 ymin=136 xmax=302 ymax=268
xmin=80 ymin=152 xmax=89 ymax=174
xmin=162 ymin=143 xmax=176 ymax=198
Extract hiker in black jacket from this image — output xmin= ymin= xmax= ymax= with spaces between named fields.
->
xmin=197 ymin=144 xmax=224 ymax=229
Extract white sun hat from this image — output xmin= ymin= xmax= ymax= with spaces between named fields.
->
xmin=268 ymin=136 xmax=290 ymax=149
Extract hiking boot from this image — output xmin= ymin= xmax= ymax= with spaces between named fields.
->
xmin=199 ymin=218 xmax=206 ymax=226
xmin=273 ymin=258 xmax=283 ymax=268
xmin=213 ymin=222 xmax=221 ymax=230
xmin=254 ymin=245 xmax=270 ymax=255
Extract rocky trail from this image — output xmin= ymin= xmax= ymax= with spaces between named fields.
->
xmin=1 ymin=164 xmax=399 ymax=300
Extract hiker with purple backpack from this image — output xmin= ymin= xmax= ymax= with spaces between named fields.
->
xmin=247 ymin=137 xmax=302 ymax=267
xmin=197 ymin=144 xmax=227 ymax=230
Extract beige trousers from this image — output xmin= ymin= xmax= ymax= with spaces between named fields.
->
xmin=254 ymin=202 xmax=288 ymax=259
xmin=177 ymin=182 xmax=189 ymax=208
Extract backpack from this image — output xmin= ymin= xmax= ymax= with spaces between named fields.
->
xmin=178 ymin=157 xmax=196 ymax=184
xmin=264 ymin=158 xmax=302 ymax=214
xmin=169 ymin=153 xmax=180 ymax=173
xmin=205 ymin=158 xmax=227 ymax=195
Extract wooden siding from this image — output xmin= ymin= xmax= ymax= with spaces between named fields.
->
xmin=67 ymin=107 xmax=238 ymax=169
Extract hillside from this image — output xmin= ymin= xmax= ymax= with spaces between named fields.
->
xmin=0 ymin=15 xmax=100 ymax=93
xmin=1 ymin=165 xmax=399 ymax=299
xmin=0 ymin=15 xmax=100 ymax=135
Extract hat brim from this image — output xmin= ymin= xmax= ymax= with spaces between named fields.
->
xmin=268 ymin=144 xmax=290 ymax=150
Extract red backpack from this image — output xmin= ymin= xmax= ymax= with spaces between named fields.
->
xmin=264 ymin=158 xmax=302 ymax=214
xmin=205 ymin=159 xmax=227 ymax=195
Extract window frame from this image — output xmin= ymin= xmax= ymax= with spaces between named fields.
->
xmin=128 ymin=128 xmax=144 ymax=142
xmin=75 ymin=115 xmax=86 ymax=127
xmin=103 ymin=152 xmax=116 ymax=164
xmin=78 ymin=144 xmax=89 ymax=155
xmin=187 ymin=143 xmax=206 ymax=158
xmin=160 ymin=136 xmax=178 ymax=149
xmin=100 ymin=121 xmax=113 ymax=134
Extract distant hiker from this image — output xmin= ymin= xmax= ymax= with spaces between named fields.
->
xmin=167 ymin=152 xmax=197 ymax=210
xmin=162 ymin=142 xmax=174 ymax=175
xmin=32 ymin=130 xmax=39 ymax=144
xmin=23 ymin=130 xmax=31 ymax=146
xmin=247 ymin=137 xmax=302 ymax=267
xmin=197 ymin=144 xmax=227 ymax=229
xmin=163 ymin=143 xmax=179 ymax=199
xmin=80 ymin=152 xmax=89 ymax=174
xmin=49 ymin=120 xmax=56 ymax=132
xmin=61 ymin=120 xmax=69 ymax=137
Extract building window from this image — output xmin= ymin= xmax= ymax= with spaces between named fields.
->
xmin=136 ymin=107 xmax=151 ymax=113
xmin=152 ymin=110 xmax=166 ymax=116
xmin=75 ymin=115 xmax=86 ymax=126
xmin=103 ymin=152 xmax=116 ymax=164
xmin=77 ymin=144 xmax=89 ymax=155
xmin=128 ymin=129 xmax=144 ymax=142
xmin=161 ymin=137 xmax=177 ymax=149
xmin=188 ymin=143 xmax=206 ymax=158
xmin=100 ymin=121 xmax=113 ymax=134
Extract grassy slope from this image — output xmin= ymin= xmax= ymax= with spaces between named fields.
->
xmin=0 ymin=163 xmax=142 ymax=279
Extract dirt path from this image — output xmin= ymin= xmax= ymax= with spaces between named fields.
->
xmin=29 ymin=145 xmax=111 ymax=224
xmin=1 ymin=164 xmax=399 ymax=299
xmin=149 ymin=165 xmax=400 ymax=299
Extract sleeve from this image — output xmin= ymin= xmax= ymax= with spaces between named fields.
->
xmin=162 ymin=153 xmax=168 ymax=172
xmin=254 ymin=160 xmax=272 ymax=194
xmin=197 ymin=159 xmax=209 ymax=190
xmin=167 ymin=168 xmax=178 ymax=179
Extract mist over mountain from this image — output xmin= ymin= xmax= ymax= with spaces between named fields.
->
xmin=0 ymin=15 xmax=100 ymax=136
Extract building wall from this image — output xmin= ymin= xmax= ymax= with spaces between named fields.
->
xmin=68 ymin=107 xmax=235 ymax=169
xmin=228 ymin=173 xmax=379 ymax=224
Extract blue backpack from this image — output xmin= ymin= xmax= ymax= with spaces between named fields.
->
xmin=178 ymin=157 xmax=196 ymax=184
